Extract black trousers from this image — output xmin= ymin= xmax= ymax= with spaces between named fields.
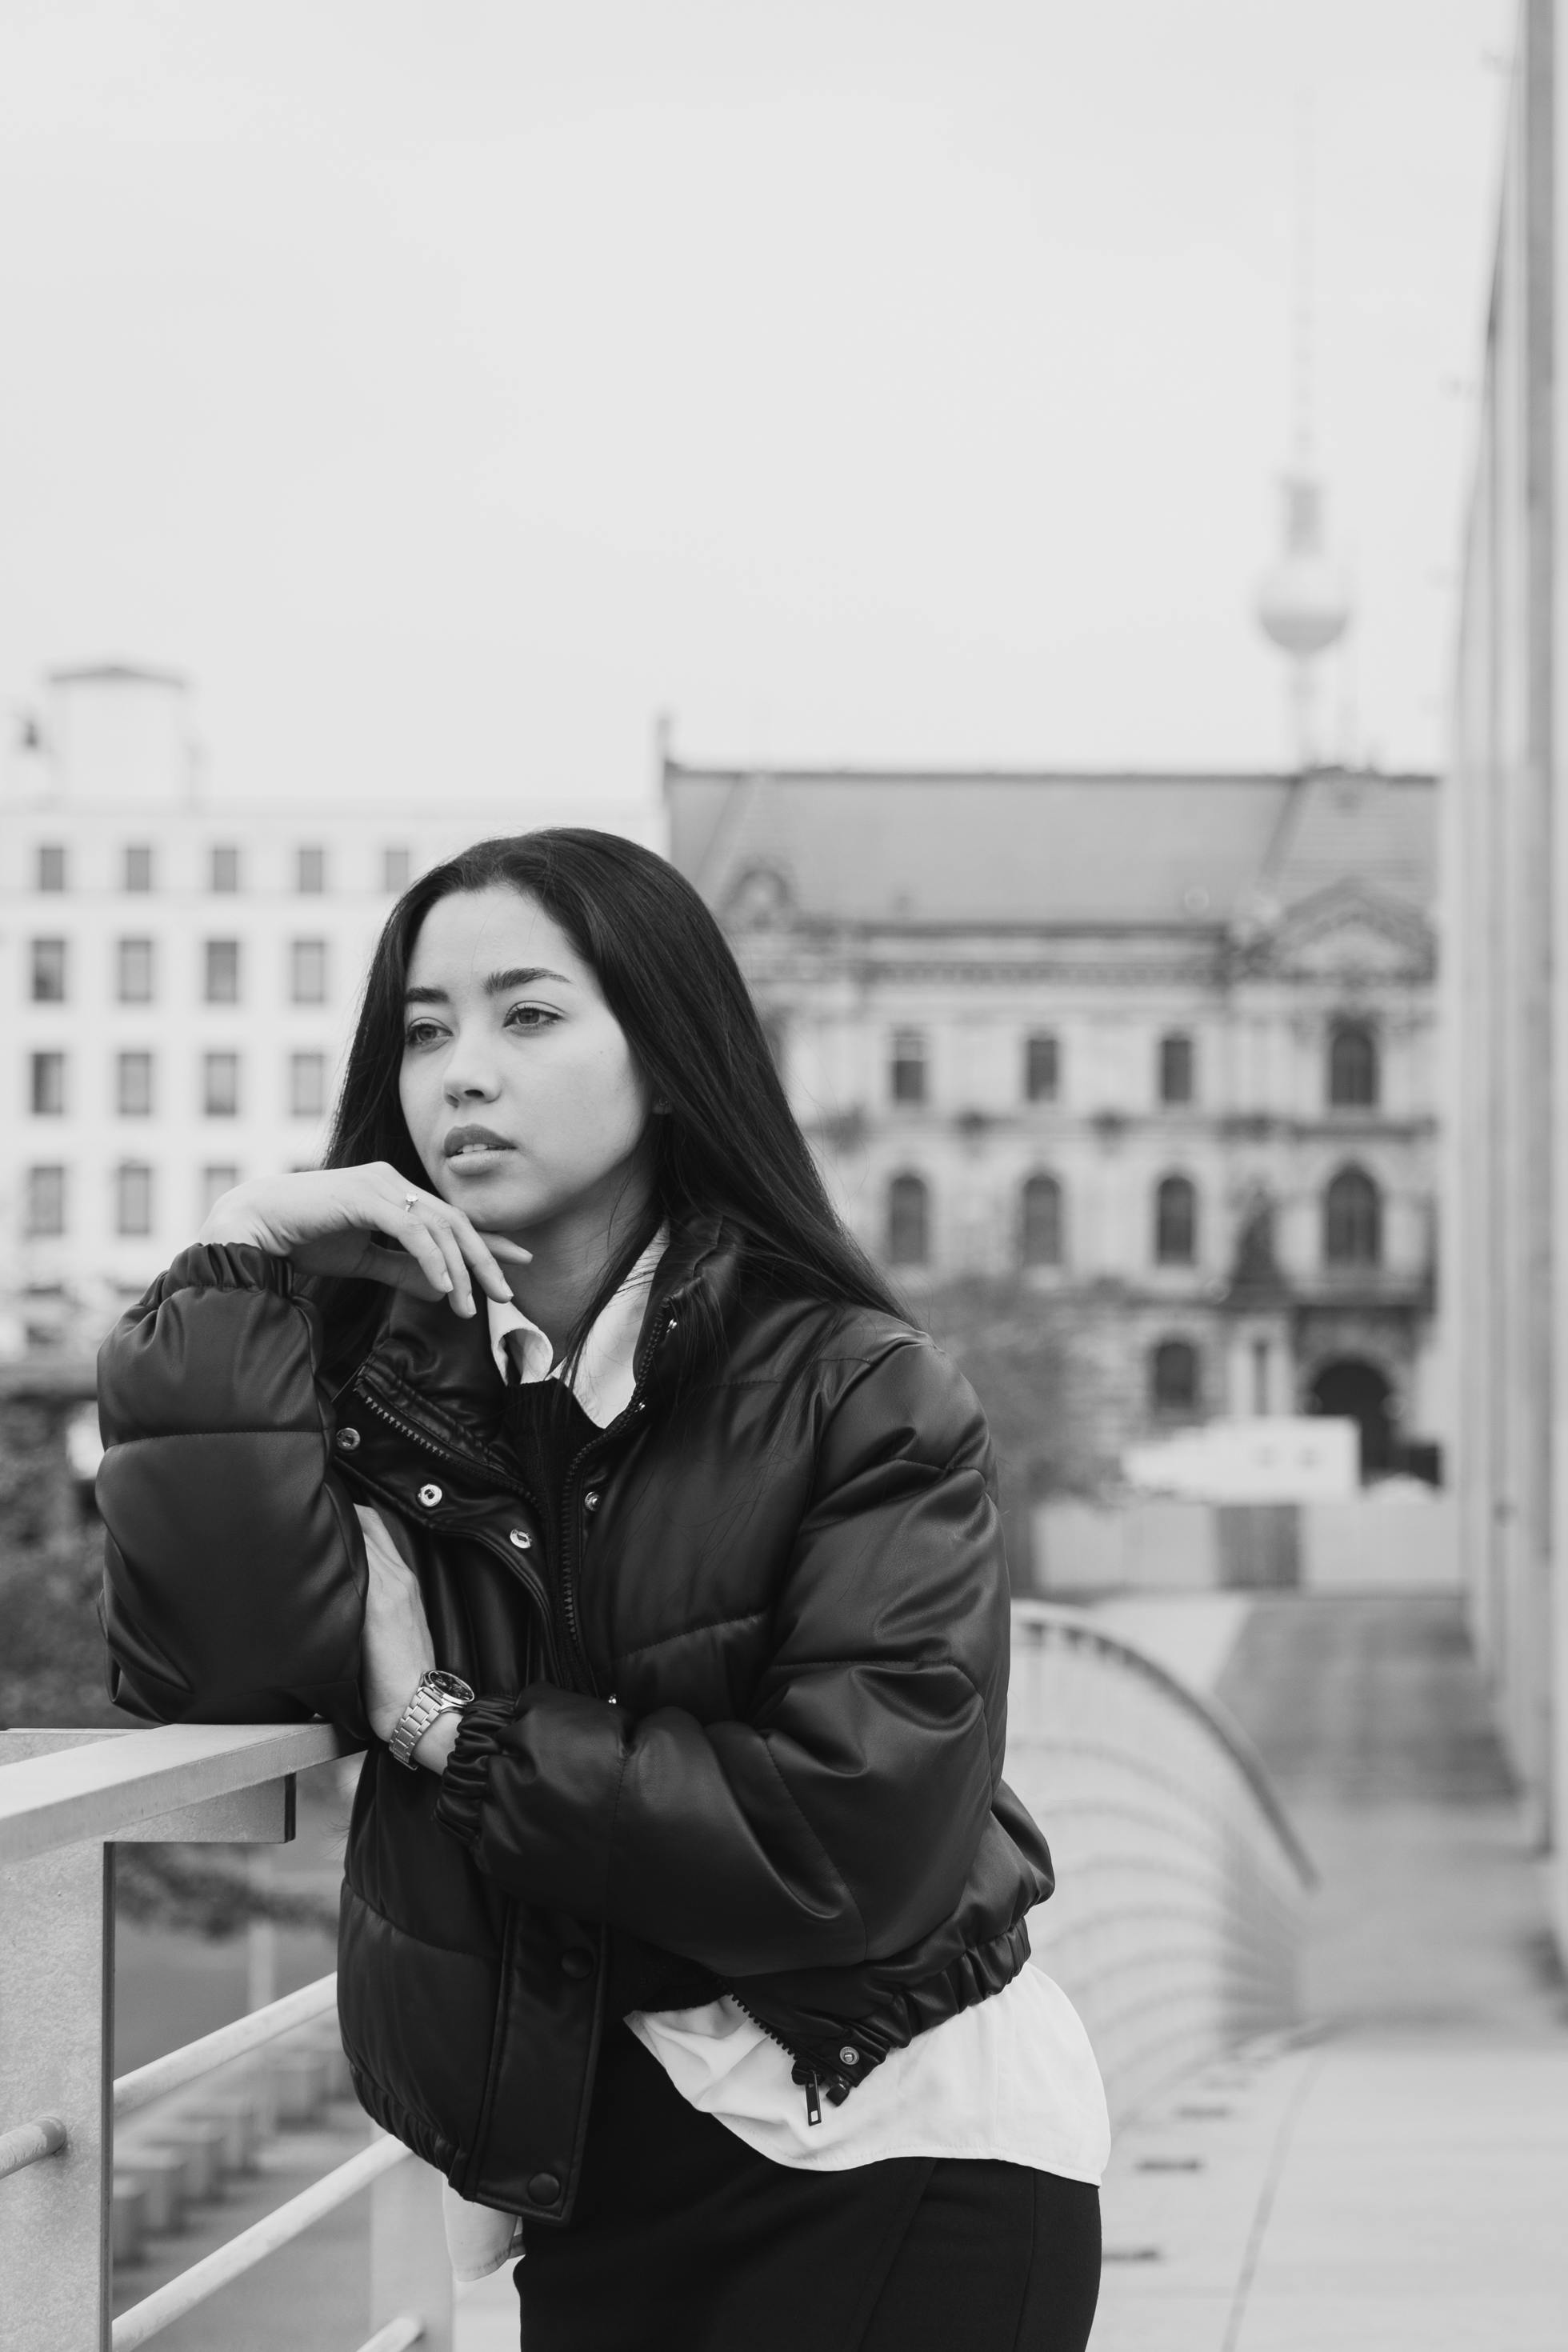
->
xmin=516 ymin=2024 xmax=1102 ymax=2352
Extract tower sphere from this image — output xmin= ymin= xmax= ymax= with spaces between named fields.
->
xmin=1255 ymin=475 xmax=1350 ymax=656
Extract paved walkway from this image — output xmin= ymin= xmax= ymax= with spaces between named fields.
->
xmin=1095 ymin=1594 xmax=1568 ymax=2352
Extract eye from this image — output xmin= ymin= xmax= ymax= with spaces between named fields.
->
xmin=504 ymin=1004 xmax=558 ymax=1031
xmin=402 ymin=1019 xmax=445 ymax=1050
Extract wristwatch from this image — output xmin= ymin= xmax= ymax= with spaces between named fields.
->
xmin=387 ymin=1670 xmax=475 ymax=1770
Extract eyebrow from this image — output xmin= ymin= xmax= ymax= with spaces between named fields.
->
xmin=404 ymin=966 xmax=574 ymax=1005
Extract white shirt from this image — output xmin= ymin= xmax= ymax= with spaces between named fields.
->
xmin=422 ymin=1234 xmax=1107 ymax=2276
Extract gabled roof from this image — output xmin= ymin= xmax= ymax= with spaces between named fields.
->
xmin=666 ymin=762 xmax=1436 ymax=931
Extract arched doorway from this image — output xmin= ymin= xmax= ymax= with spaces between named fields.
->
xmin=1309 ymin=1358 xmax=1395 ymax=1478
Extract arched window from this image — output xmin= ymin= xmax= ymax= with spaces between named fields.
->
xmin=890 ymin=1030 xmax=926 ymax=1106
xmin=1154 ymin=1174 xmax=1198 ymax=1265
xmin=1158 ymin=1031 xmax=1194 ymax=1105
xmin=1324 ymin=1166 xmax=1382 ymax=1267
xmin=1329 ymin=1021 xmax=1378 ymax=1108
xmin=886 ymin=1173 xmax=930 ymax=1266
xmin=1150 ymin=1338 xmax=1200 ymax=1411
xmin=1020 ymin=1174 xmax=1064 ymax=1268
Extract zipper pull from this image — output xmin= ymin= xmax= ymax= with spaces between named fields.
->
xmin=802 ymin=2073 xmax=822 ymax=2126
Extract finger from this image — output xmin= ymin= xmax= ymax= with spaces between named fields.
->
xmin=358 ymin=1185 xmax=456 ymax=1298
xmin=406 ymin=1194 xmax=526 ymax=1308
xmin=422 ymin=1206 xmax=476 ymax=1318
xmin=446 ymin=1216 xmax=528 ymax=1306
xmin=365 ymin=1173 xmax=476 ymax=1302
xmin=478 ymin=1234 xmax=534 ymax=1263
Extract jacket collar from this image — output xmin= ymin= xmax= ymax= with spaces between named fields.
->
xmin=354 ymin=1213 xmax=745 ymax=1468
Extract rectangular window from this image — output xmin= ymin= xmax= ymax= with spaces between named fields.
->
xmin=30 ymin=1052 xmax=66 ymax=1116
xmin=1024 ymin=1033 xmax=1059 ymax=1103
xmin=382 ymin=846 xmax=412 ymax=894
xmin=30 ymin=938 xmax=67 ymax=1002
xmin=118 ymin=938 xmax=155 ymax=1003
xmin=296 ymin=845 xmax=326 ymax=894
xmin=205 ymin=939 xmax=241 ymax=1003
xmin=201 ymin=1165 xmax=239 ymax=1220
xmin=203 ymin=1051 xmax=240 ymax=1117
xmin=118 ymin=1050 xmax=154 ymax=1118
xmin=1159 ymin=1032 xmax=1194 ymax=1106
xmin=36 ymin=844 xmax=66 ymax=892
xmin=290 ymin=1050 xmax=328 ymax=1118
xmin=210 ymin=844 xmax=241 ymax=893
xmin=26 ymin=1166 xmax=66 ymax=1238
xmin=123 ymin=844 xmax=154 ymax=893
xmin=290 ymin=938 xmax=328 ymax=1004
xmin=890 ymin=1030 xmax=927 ymax=1106
xmin=116 ymin=1162 xmax=154 ymax=1237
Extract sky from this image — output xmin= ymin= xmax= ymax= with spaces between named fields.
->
xmin=0 ymin=0 xmax=1517 ymax=806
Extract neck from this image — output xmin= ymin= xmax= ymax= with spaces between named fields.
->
xmin=498 ymin=1174 xmax=658 ymax=1356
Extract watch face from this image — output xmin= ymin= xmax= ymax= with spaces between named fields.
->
xmin=427 ymin=1670 xmax=475 ymax=1702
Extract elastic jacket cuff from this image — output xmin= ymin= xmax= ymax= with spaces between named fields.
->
xmin=433 ymin=1698 xmax=517 ymax=1850
xmin=163 ymin=1240 xmax=295 ymax=1297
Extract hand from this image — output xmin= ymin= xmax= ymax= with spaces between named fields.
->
xmin=199 ymin=1163 xmax=531 ymax=1319
xmin=358 ymin=1506 xmax=438 ymax=1745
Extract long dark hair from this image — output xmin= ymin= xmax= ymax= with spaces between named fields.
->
xmin=316 ymin=828 xmax=904 ymax=1373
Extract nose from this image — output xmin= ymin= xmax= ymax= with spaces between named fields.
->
xmin=441 ymin=1026 xmax=503 ymax=1105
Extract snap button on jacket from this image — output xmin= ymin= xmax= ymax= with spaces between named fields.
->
xmin=95 ymin=1219 xmax=1054 ymax=2225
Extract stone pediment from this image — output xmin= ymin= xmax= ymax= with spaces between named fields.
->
xmin=720 ymin=860 xmax=796 ymax=931
xmin=1235 ymin=882 xmax=1434 ymax=982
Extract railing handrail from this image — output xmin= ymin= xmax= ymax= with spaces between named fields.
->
xmin=0 ymin=1720 xmax=355 ymax=1866
xmin=110 ymin=2133 xmax=413 ymax=2352
xmin=1010 ymin=1601 xmax=1316 ymax=1888
xmin=114 ymin=1972 xmax=338 ymax=2119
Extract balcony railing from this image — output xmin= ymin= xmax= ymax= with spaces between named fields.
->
xmin=2 ymin=1610 xmax=1314 ymax=2346
xmin=1006 ymin=1603 xmax=1315 ymax=2122
xmin=0 ymin=1722 xmax=452 ymax=2352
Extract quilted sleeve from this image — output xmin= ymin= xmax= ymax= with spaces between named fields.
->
xmin=96 ymin=1243 xmax=368 ymax=1729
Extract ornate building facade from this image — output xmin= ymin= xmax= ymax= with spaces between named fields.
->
xmin=669 ymin=758 xmax=1440 ymax=1482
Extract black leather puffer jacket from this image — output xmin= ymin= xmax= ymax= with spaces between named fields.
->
xmin=97 ymin=1218 xmax=1054 ymax=2223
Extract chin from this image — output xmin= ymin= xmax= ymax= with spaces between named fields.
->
xmin=439 ymin=1174 xmax=548 ymax=1230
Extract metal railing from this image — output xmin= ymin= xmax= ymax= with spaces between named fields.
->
xmin=1 ymin=1606 xmax=1314 ymax=2344
xmin=0 ymin=1723 xmax=453 ymax=2352
xmin=1006 ymin=1602 xmax=1315 ymax=2122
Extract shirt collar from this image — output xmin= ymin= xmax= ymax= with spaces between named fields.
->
xmin=485 ymin=1227 xmax=670 ymax=1430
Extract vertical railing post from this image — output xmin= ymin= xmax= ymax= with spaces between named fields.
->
xmin=0 ymin=1839 xmax=114 ymax=2351
xmin=367 ymin=2154 xmax=454 ymax=2351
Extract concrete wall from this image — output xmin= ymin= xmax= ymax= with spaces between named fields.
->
xmin=1036 ymin=1493 xmax=1459 ymax=1596
xmin=1446 ymin=0 xmax=1568 ymax=1942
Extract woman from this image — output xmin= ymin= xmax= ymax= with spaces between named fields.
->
xmin=97 ymin=830 xmax=1107 ymax=2352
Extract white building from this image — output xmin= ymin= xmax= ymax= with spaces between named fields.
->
xmin=1 ymin=665 xmax=655 ymax=1357
xmin=670 ymin=756 xmax=1441 ymax=1486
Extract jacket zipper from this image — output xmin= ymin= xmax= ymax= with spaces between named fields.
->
xmin=355 ymin=1294 xmax=680 ymax=1698
xmin=727 ymin=1991 xmax=840 ymax=2126
xmin=350 ymin=1378 xmax=562 ymax=1674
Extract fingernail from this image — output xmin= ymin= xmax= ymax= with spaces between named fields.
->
xmin=438 ymin=1271 xmax=453 ymax=1291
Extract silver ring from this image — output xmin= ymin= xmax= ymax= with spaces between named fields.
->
xmin=403 ymin=1193 xmax=419 ymax=1214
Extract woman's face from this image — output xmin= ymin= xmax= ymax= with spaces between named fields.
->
xmin=398 ymin=885 xmax=654 ymax=1241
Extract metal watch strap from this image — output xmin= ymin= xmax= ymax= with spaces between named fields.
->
xmin=387 ymin=1671 xmax=474 ymax=1770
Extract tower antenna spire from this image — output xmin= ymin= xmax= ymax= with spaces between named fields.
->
xmin=1294 ymin=90 xmax=1314 ymax=470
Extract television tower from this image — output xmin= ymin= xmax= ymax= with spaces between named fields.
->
xmin=1254 ymin=100 xmax=1351 ymax=770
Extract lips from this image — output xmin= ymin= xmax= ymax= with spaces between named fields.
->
xmin=442 ymin=1125 xmax=514 ymax=1159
